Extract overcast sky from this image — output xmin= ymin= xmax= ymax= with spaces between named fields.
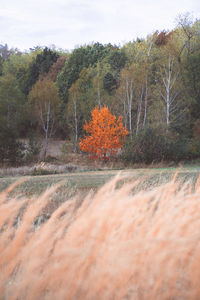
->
xmin=0 ymin=0 xmax=200 ymax=51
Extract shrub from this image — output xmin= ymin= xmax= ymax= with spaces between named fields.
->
xmin=25 ymin=137 xmax=41 ymax=162
xmin=121 ymin=127 xmax=199 ymax=164
xmin=0 ymin=124 xmax=25 ymax=165
xmin=121 ymin=127 xmax=167 ymax=164
xmin=60 ymin=141 xmax=73 ymax=157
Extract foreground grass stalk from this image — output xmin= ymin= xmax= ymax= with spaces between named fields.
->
xmin=0 ymin=176 xmax=200 ymax=299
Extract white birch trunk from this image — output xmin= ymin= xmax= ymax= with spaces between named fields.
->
xmin=126 ymin=79 xmax=133 ymax=140
xmin=43 ymin=101 xmax=50 ymax=159
xmin=73 ymin=98 xmax=78 ymax=153
xmin=159 ymin=57 xmax=179 ymax=130
xmin=143 ymin=77 xmax=148 ymax=128
xmin=97 ymin=83 xmax=101 ymax=109
xmin=136 ymin=87 xmax=144 ymax=136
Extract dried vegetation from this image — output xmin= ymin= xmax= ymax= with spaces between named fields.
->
xmin=0 ymin=174 xmax=200 ymax=299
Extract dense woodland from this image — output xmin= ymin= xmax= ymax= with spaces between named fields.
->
xmin=0 ymin=14 xmax=200 ymax=164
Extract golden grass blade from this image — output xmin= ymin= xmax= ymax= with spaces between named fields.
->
xmin=0 ymin=175 xmax=200 ymax=299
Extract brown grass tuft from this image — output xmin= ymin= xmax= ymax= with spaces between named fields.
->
xmin=1 ymin=175 xmax=200 ymax=299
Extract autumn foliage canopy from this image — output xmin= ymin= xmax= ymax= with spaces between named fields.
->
xmin=79 ymin=106 xmax=128 ymax=159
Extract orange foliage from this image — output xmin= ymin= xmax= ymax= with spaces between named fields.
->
xmin=79 ymin=106 xmax=128 ymax=159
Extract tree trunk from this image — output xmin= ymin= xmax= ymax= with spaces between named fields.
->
xmin=126 ymin=79 xmax=133 ymax=140
xmin=43 ymin=130 xmax=48 ymax=160
xmin=41 ymin=101 xmax=51 ymax=161
xmin=73 ymin=98 xmax=78 ymax=153
xmin=136 ymin=87 xmax=144 ymax=136
xmin=97 ymin=83 xmax=101 ymax=109
xmin=143 ymin=78 xmax=148 ymax=128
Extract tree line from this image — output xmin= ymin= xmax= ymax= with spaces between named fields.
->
xmin=0 ymin=13 xmax=200 ymax=164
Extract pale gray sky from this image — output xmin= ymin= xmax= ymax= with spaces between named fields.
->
xmin=0 ymin=0 xmax=200 ymax=51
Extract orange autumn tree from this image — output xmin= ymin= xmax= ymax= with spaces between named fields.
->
xmin=79 ymin=106 xmax=129 ymax=159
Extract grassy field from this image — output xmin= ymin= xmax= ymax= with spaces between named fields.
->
xmin=1 ymin=166 xmax=200 ymax=200
xmin=2 ymin=166 xmax=200 ymax=298
xmin=1 ymin=166 xmax=200 ymax=298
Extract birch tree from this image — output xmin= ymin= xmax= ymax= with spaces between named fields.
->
xmin=68 ymin=83 xmax=80 ymax=152
xmin=92 ymin=62 xmax=110 ymax=109
xmin=67 ymin=68 xmax=95 ymax=152
xmin=118 ymin=68 xmax=134 ymax=139
xmin=29 ymin=79 xmax=60 ymax=159
xmin=176 ymin=13 xmax=196 ymax=60
xmin=117 ymin=60 xmax=150 ymax=138
xmin=93 ymin=62 xmax=102 ymax=108
xmin=156 ymin=56 xmax=181 ymax=129
xmin=120 ymin=39 xmax=155 ymax=137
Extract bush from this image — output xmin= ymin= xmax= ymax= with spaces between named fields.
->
xmin=121 ymin=127 xmax=199 ymax=164
xmin=0 ymin=124 xmax=25 ymax=165
xmin=121 ymin=127 xmax=166 ymax=164
xmin=164 ymin=137 xmax=195 ymax=162
xmin=60 ymin=141 xmax=73 ymax=156
xmin=25 ymin=137 xmax=41 ymax=162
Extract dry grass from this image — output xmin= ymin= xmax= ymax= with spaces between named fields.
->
xmin=0 ymin=162 xmax=81 ymax=177
xmin=1 ymin=174 xmax=200 ymax=299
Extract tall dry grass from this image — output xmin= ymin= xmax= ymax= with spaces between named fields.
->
xmin=0 ymin=175 xmax=200 ymax=299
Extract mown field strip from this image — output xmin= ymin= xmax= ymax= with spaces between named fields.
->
xmin=0 ymin=167 xmax=200 ymax=198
